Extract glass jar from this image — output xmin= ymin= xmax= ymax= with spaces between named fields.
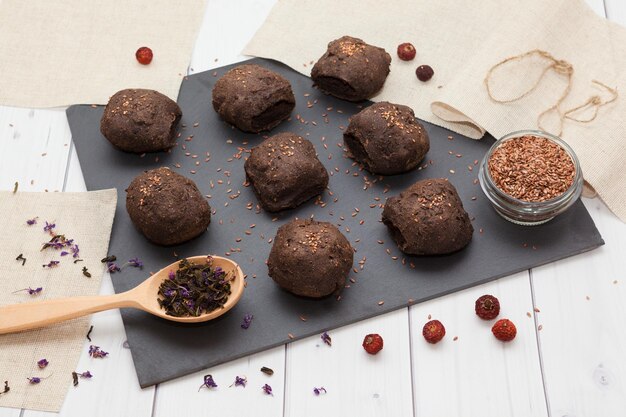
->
xmin=478 ymin=130 xmax=583 ymax=226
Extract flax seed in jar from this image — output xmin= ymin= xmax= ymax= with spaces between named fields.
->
xmin=478 ymin=130 xmax=583 ymax=225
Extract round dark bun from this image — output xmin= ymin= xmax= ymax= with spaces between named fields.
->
xmin=311 ymin=36 xmax=391 ymax=101
xmin=382 ymin=179 xmax=473 ymax=255
xmin=244 ymin=132 xmax=329 ymax=212
xmin=212 ymin=64 xmax=295 ymax=132
xmin=344 ymin=101 xmax=429 ymax=175
xmin=100 ymin=89 xmax=181 ymax=153
xmin=126 ymin=167 xmax=211 ymax=246
xmin=268 ymin=219 xmax=353 ymax=298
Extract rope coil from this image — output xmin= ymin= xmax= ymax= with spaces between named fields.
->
xmin=485 ymin=49 xmax=617 ymax=136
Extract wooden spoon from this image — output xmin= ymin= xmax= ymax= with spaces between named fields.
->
xmin=0 ymin=255 xmax=245 ymax=335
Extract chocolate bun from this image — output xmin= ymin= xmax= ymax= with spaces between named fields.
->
xmin=126 ymin=167 xmax=211 ymax=246
xmin=344 ymin=102 xmax=430 ymax=175
xmin=382 ymin=179 xmax=473 ymax=255
xmin=244 ymin=132 xmax=329 ymax=212
xmin=212 ymin=64 xmax=295 ymax=132
xmin=311 ymin=36 xmax=391 ymax=101
xmin=100 ymin=89 xmax=182 ymax=153
xmin=268 ymin=219 xmax=353 ymax=298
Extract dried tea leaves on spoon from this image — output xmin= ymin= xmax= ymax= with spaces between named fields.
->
xmin=157 ymin=257 xmax=233 ymax=317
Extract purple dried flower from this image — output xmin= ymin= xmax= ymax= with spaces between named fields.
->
xmin=168 ymin=270 xmax=176 ymax=280
xmin=88 ymin=345 xmax=109 ymax=358
xmin=42 ymin=260 xmax=59 ymax=268
xmin=26 ymin=218 xmax=37 ymax=225
xmin=106 ymin=262 xmax=120 ymax=273
xmin=37 ymin=359 xmax=49 ymax=369
xmin=321 ymin=331 xmax=332 ymax=346
xmin=13 ymin=287 xmax=43 ymax=296
xmin=230 ymin=376 xmax=247 ymax=388
xmin=313 ymin=387 xmax=327 ymax=396
xmin=27 ymin=377 xmax=41 ymax=384
xmin=198 ymin=374 xmax=218 ymax=391
xmin=128 ymin=257 xmax=143 ymax=268
xmin=43 ymin=221 xmax=56 ymax=233
xmin=241 ymin=313 xmax=254 ymax=329
xmin=71 ymin=371 xmax=91 ymax=387
xmin=261 ymin=383 xmax=273 ymax=396
xmin=60 ymin=251 xmax=69 ymax=256
xmin=71 ymin=244 xmax=80 ymax=258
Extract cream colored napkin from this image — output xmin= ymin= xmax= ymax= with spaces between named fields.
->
xmin=0 ymin=0 xmax=205 ymax=107
xmin=0 ymin=189 xmax=116 ymax=412
xmin=244 ymin=0 xmax=626 ymax=221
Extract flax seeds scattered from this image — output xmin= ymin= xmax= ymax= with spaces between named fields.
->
xmin=488 ymin=135 xmax=575 ymax=202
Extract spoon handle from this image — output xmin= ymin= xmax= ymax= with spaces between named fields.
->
xmin=0 ymin=291 xmax=140 ymax=335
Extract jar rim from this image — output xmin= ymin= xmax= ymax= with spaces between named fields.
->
xmin=482 ymin=129 xmax=583 ymax=208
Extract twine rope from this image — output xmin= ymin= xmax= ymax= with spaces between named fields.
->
xmin=485 ymin=49 xmax=617 ymax=136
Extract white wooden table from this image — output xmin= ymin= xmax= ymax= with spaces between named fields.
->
xmin=1 ymin=1 xmax=625 ymax=416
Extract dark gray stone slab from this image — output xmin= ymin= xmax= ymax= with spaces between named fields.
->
xmin=67 ymin=58 xmax=603 ymax=388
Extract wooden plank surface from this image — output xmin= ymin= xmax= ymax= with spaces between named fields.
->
xmin=528 ymin=3 xmax=626 ymax=417
xmin=284 ymin=310 xmax=413 ymax=417
xmin=410 ymin=273 xmax=547 ymax=417
xmin=0 ymin=108 xmax=70 ymax=193
xmin=153 ymin=347 xmax=285 ymax=417
xmin=0 ymin=107 xmax=70 ymax=417
xmin=532 ymin=201 xmax=626 ymax=417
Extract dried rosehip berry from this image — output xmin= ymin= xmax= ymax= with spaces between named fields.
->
xmin=492 ymin=319 xmax=517 ymax=342
xmin=416 ymin=65 xmax=434 ymax=82
xmin=135 ymin=47 xmax=153 ymax=65
xmin=475 ymin=294 xmax=500 ymax=320
xmin=397 ymin=43 xmax=416 ymax=61
xmin=362 ymin=333 xmax=383 ymax=355
xmin=422 ymin=319 xmax=445 ymax=344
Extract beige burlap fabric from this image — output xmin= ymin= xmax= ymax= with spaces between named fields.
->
xmin=244 ymin=0 xmax=626 ymax=221
xmin=0 ymin=0 xmax=205 ymax=107
xmin=0 ymin=190 xmax=116 ymax=412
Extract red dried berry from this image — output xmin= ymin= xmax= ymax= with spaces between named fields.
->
xmin=492 ymin=319 xmax=517 ymax=342
xmin=362 ymin=333 xmax=383 ymax=355
xmin=422 ymin=319 xmax=445 ymax=344
xmin=135 ymin=47 xmax=153 ymax=65
xmin=416 ymin=65 xmax=434 ymax=82
xmin=397 ymin=43 xmax=416 ymax=61
xmin=475 ymin=294 xmax=501 ymax=320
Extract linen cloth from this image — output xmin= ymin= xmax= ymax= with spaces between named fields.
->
xmin=244 ymin=0 xmax=626 ymax=220
xmin=0 ymin=189 xmax=116 ymax=412
xmin=0 ymin=0 xmax=205 ymax=107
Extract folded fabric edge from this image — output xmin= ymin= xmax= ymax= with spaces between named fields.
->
xmin=430 ymin=101 xmax=486 ymax=139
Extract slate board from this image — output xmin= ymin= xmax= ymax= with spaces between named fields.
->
xmin=67 ymin=58 xmax=604 ymax=388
